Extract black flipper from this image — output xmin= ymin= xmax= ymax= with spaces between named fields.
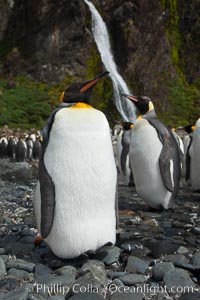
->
xmin=39 ymin=104 xmax=74 ymax=238
xmin=145 ymin=117 xmax=181 ymax=196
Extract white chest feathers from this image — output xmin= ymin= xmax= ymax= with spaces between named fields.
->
xmin=129 ymin=118 xmax=172 ymax=209
xmin=41 ymin=107 xmax=117 ymax=258
xmin=189 ymin=119 xmax=200 ymax=191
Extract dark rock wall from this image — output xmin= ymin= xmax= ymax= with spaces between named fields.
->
xmin=0 ymin=0 xmax=200 ymax=120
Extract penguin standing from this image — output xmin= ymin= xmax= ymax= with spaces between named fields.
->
xmin=26 ymin=136 xmax=33 ymax=160
xmin=7 ymin=136 xmax=16 ymax=159
xmin=34 ymin=71 xmax=117 ymax=259
xmin=15 ymin=136 xmax=27 ymax=161
xmin=188 ymin=119 xmax=200 ymax=191
xmin=32 ymin=136 xmax=41 ymax=160
xmin=122 ymin=94 xmax=181 ymax=209
xmin=116 ymin=121 xmax=134 ymax=186
xmin=0 ymin=133 xmax=8 ymax=158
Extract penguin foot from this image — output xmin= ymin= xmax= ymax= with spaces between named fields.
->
xmin=119 ymin=210 xmax=135 ymax=215
xmin=34 ymin=236 xmax=44 ymax=247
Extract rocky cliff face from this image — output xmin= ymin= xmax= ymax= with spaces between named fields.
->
xmin=0 ymin=0 xmax=200 ymax=124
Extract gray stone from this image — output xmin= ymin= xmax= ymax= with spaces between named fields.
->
xmin=163 ymin=268 xmax=197 ymax=294
xmin=8 ymin=267 xmax=30 ymax=279
xmin=179 ymin=292 xmax=200 ymax=300
xmin=80 ymin=260 xmax=107 ymax=285
xmin=69 ymin=294 xmax=104 ymax=299
xmin=107 ymin=271 xmax=128 ymax=279
xmin=0 ymin=248 xmax=5 ymax=254
xmin=152 ymin=262 xmax=175 ymax=281
xmin=174 ymin=261 xmax=200 ymax=272
xmin=97 ymin=246 xmax=121 ymax=265
xmin=192 ymin=252 xmax=200 ymax=266
xmin=192 ymin=227 xmax=200 ymax=235
xmin=177 ymin=246 xmax=190 ymax=255
xmin=28 ymin=294 xmax=47 ymax=300
xmin=72 ymin=272 xmax=106 ymax=295
xmin=0 ymin=277 xmax=18 ymax=291
xmin=35 ymin=263 xmax=52 ymax=280
xmin=125 ymin=256 xmax=148 ymax=274
xmin=54 ymin=265 xmax=77 ymax=277
xmin=20 ymin=235 xmax=36 ymax=244
xmin=35 ymin=274 xmax=76 ymax=297
xmin=143 ymin=239 xmax=180 ymax=258
xmin=7 ymin=258 xmax=35 ymax=272
xmin=163 ymin=254 xmax=189 ymax=264
xmin=118 ymin=274 xmax=146 ymax=286
xmin=48 ymin=296 xmax=65 ymax=300
xmin=0 ymin=256 xmax=6 ymax=275
xmin=110 ymin=289 xmax=144 ymax=300
xmin=0 ymin=286 xmax=30 ymax=300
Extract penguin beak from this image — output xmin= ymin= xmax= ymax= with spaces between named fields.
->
xmin=121 ymin=94 xmax=138 ymax=102
xmin=80 ymin=71 xmax=109 ymax=92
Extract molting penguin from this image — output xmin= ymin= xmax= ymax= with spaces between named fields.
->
xmin=122 ymin=94 xmax=181 ymax=209
xmin=187 ymin=119 xmax=200 ymax=191
xmin=34 ymin=71 xmax=117 ymax=259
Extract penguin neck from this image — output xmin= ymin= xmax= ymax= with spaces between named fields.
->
xmin=70 ymin=102 xmax=93 ymax=109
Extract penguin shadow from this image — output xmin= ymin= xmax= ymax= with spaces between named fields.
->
xmin=33 ymin=240 xmax=114 ymax=269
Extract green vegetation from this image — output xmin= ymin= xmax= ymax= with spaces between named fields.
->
xmin=0 ymin=75 xmax=78 ymax=129
xmin=159 ymin=80 xmax=200 ymax=127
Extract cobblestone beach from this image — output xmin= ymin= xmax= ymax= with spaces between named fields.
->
xmin=0 ymin=159 xmax=200 ymax=300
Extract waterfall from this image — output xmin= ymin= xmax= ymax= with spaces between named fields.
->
xmin=84 ymin=0 xmax=136 ymax=122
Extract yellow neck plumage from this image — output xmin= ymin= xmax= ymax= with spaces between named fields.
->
xmin=70 ymin=102 xmax=93 ymax=109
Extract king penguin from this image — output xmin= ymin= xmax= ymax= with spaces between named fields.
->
xmin=187 ymin=118 xmax=200 ymax=191
xmin=34 ymin=71 xmax=117 ymax=259
xmin=122 ymin=94 xmax=181 ymax=209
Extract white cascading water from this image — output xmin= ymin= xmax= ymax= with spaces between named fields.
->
xmin=84 ymin=0 xmax=136 ymax=122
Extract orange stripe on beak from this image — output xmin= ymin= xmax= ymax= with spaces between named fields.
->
xmin=80 ymin=78 xmax=99 ymax=92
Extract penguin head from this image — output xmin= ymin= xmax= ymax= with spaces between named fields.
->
xmin=183 ymin=124 xmax=195 ymax=133
xmin=122 ymin=95 xmax=154 ymax=116
xmin=60 ymin=71 xmax=109 ymax=104
xmin=116 ymin=121 xmax=134 ymax=130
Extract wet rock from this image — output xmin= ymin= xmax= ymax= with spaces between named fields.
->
xmin=28 ymin=294 xmax=46 ymax=300
xmin=110 ymin=290 xmax=144 ymax=300
xmin=163 ymin=254 xmax=189 ymax=264
xmin=0 ymin=284 xmax=32 ymax=300
xmin=69 ymin=294 xmax=104 ymax=299
xmin=179 ymin=291 xmax=200 ymax=300
xmin=8 ymin=267 xmax=31 ymax=279
xmin=152 ymin=262 xmax=175 ymax=281
xmin=192 ymin=252 xmax=200 ymax=266
xmin=73 ymin=272 xmax=106 ymax=295
xmin=142 ymin=218 xmax=158 ymax=227
xmin=48 ymin=296 xmax=65 ymax=300
xmin=0 ymin=277 xmax=18 ymax=291
xmin=7 ymin=258 xmax=35 ymax=272
xmin=54 ymin=265 xmax=77 ymax=277
xmin=5 ymin=242 xmax=35 ymax=255
xmin=118 ymin=274 xmax=146 ymax=286
xmin=20 ymin=236 xmax=36 ymax=244
xmin=80 ymin=260 xmax=107 ymax=285
xmin=0 ymin=248 xmax=5 ymax=254
xmin=0 ymin=256 xmax=6 ymax=275
xmin=143 ymin=239 xmax=180 ymax=258
xmin=120 ymin=241 xmax=142 ymax=253
xmin=163 ymin=268 xmax=197 ymax=294
xmin=35 ymin=274 xmax=75 ymax=297
xmin=107 ymin=271 xmax=127 ymax=279
xmin=177 ymin=246 xmax=190 ymax=255
xmin=174 ymin=261 xmax=200 ymax=273
xmin=35 ymin=263 xmax=52 ymax=280
xmin=125 ymin=256 xmax=148 ymax=274
xmin=96 ymin=246 xmax=121 ymax=266
xmin=28 ymin=294 xmax=47 ymax=300
xmin=192 ymin=227 xmax=200 ymax=235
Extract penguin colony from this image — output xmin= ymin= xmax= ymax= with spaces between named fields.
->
xmin=0 ymin=129 xmax=42 ymax=161
xmin=2 ymin=72 xmax=200 ymax=259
